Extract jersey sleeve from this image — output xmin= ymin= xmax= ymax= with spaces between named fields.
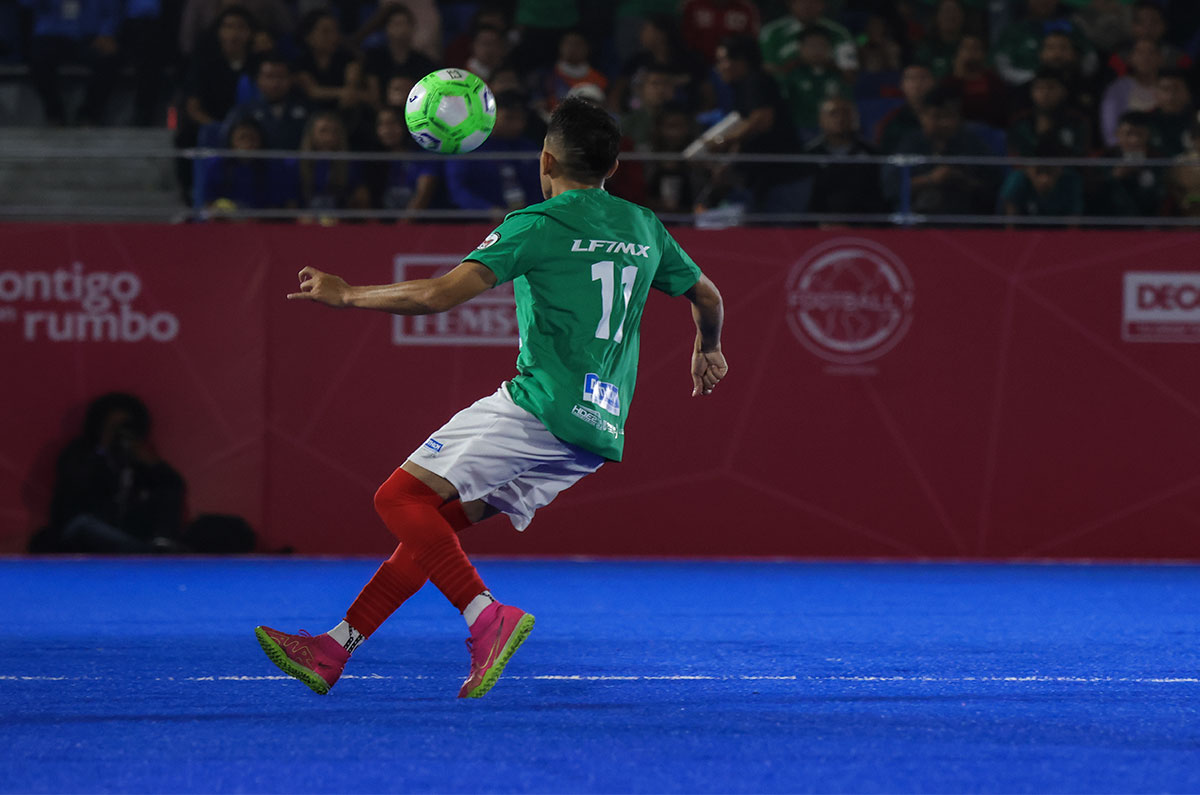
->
xmin=651 ymin=225 xmax=703 ymax=297
xmin=461 ymin=211 xmax=543 ymax=285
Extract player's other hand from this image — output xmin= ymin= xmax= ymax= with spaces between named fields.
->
xmin=691 ymin=349 xmax=728 ymax=397
xmin=287 ymin=266 xmax=351 ymax=308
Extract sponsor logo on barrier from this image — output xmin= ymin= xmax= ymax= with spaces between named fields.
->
xmin=1122 ymin=271 xmax=1200 ymax=343
xmin=392 ymin=255 xmax=518 ymax=346
xmin=0 ymin=262 xmax=180 ymax=343
xmin=785 ymin=238 xmax=915 ymax=366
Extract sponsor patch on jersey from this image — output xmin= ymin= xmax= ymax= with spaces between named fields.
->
xmin=422 ymin=438 xmax=444 ymax=453
xmin=571 ymin=404 xmax=620 ymax=438
xmin=476 ymin=232 xmax=501 ymax=250
xmin=583 ymin=373 xmax=621 ymax=415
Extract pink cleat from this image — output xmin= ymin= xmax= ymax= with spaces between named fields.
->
xmin=255 ymin=626 xmax=349 ymax=695
xmin=458 ymin=602 xmax=535 ymax=698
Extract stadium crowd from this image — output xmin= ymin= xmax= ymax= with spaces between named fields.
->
xmin=6 ymin=0 xmax=1200 ymax=221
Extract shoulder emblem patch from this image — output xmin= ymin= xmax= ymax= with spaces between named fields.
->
xmin=476 ymin=232 xmax=501 ymax=250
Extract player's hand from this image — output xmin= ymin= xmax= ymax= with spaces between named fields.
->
xmin=287 ymin=266 xmax=351 ymax=307
xmin=691 ymin=349 xmax=728 ymax=397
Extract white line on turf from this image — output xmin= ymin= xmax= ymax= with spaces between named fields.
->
xmin=2 ymin=674 xmax=1198 ymax=684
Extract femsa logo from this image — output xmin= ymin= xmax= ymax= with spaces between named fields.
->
xmin=785 ymin=238 xmax=915 ymax=365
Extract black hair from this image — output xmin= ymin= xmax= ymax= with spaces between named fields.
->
xmin=1032 ymin=66 xmax=1067 ymax=85
xmin=1033 ymin=136 xmax=1069 ymax=158
xmin=299 ymin=8 xmax=337 ymax=39
xmin=380 ymin=4 xmax=414 ymax=26
xmin=82 ymin=392 xmax=150 ymax=446
xmin=494 ymin=89 xmax=528 ymax=112
xmin=1118 ymin=109 xmax=1153 ymax=128
xmin=718 ymin=34 xmax=762 ymax=69
xmin=256 ymin=50 xmax=290 ymax=71
xmin=797 ymin=26 xmax=834 ymax=44
xmin=227 ymin=114 xmax=264 ymax=144
xmin=214 ymin=5 xmax=257 ymax=31
xmin=1132 ymin=1 xmax=1164 ymax=18
xmin=546 ymin=96 xmax=620 ymax=182
xmin=922 ymin=83 xmax=962 ymax=109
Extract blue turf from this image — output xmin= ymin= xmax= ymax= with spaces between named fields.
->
xmin=1 ymin=559 xmax=1198 ymax=793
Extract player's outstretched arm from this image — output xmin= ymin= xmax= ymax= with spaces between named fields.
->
xmin=683 ymin=274 xmax=727 ymax=397
xmin=286 ymin=261 xmax=497 ymax=315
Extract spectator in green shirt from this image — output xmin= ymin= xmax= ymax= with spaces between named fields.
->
xmin=915 ymin=0 xmax=966 ymax=79
xmin=759 ymin=0 xmax=858 ymax=77
xmin=1000 ymin=140 xmax=1084 ymax=220
xmin=993 ymin=0 xmax=1073 ymax=85
xmin=777 ymin=26 xmax=848 ymax=135
xmin=512 ymin=0 xmax=579 ymax=73
xmin=1008 ymin=68 xmax=1092 ymax=156
xmin=876 ymin=63 xmax=935 ymax=153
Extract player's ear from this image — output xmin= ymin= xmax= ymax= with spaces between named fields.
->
xmin=605 ymin=159 xmax=619 ymax=181
xmin=540 ymin=148 xmax=556 ymax=177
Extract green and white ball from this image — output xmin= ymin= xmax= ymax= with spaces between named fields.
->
xmin=405 ymin=69 xmax=496 ymax=154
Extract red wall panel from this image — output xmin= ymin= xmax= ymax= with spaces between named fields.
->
xmin=3 ymin=224 xmax=1200 ymax=558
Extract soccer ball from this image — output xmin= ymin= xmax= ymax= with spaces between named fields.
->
xmin=405 ymin=69 xmax=496 ymax=154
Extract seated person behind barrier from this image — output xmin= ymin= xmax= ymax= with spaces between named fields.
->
xmin=1146 ymin=69 xmax=1194 ymax=158
xmin=291 ymin=110 xmax=369 ymax=216
xmin=365 ymin=105 xmax=442 ymax=218
xmin=444 ymin=91 xmax=542 ymax=217
xmin=776 ymin=26 xmax=848 ymax=136
xmin=940 ymin=34 xmax=1008 ymax=130
xmin=999 ymin=139 xmax=1084 ymax=219
xmin=199 ymin=116 xmax=296 ymax=211
xmin=1007 ymin=68 xmax=1091 ymax=157
xmin=1088 ymin=110 xmax=1166 ymax=216
xmin=1168 ymin=120 xmax=1200 ymax=217
xmin=362 ymin=4 xmax=435 ymax=109
xmin=32 ymin=393 xmax=185 ymax=554
xmin=876 ymin=64 xmax=935 ymax=154
xmin=704 ymin=35 xmax=804 ymax=211
xmin=802 ymin=96 xmax=885 ymax=215
xmin=27 ymin=0 xmax=122 ymax=126
xmin=885 ymin=85 xmax=996 ymax=215
xmin=226 ymin=53 xmax=310 ymax=150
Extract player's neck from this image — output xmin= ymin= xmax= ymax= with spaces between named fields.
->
xmin=549 ymin=180 xmax=604 ymax=198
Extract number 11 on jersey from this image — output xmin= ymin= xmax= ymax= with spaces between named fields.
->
xmin=592 ymin=260 xmax=638 ymax=342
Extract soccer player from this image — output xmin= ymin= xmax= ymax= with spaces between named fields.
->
xmin=255 ymin=97 xmax=728 ymax=698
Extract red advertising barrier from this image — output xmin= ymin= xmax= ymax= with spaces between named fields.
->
xmin=4 ymin=224 xmax=1200 ymax=558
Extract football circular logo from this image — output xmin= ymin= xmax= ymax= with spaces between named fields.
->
xmin=786 ymin=238 xmax=915 ymax=364
xmin=476 ymin=232 xmax=500 ymax=250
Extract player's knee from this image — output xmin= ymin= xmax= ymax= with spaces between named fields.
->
xmin=374 ymin=466 xmax=440 ymax=517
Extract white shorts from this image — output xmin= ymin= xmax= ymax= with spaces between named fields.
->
xmin=407 ymin=384 xmax=605 ymax=531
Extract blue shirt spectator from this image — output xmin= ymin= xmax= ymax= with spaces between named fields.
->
xmin=225 ymin=54 xmax=310 ymax=150
xmin=444 ymin=93 xmax=542 ymax=213
xmin=24 ymin=0 xmax=122 ymax=124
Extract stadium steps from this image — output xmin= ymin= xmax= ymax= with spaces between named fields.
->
xmin=0 ymin=126 xmax=182 ymax=221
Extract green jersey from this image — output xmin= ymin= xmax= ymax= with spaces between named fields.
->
xmin=464 ymin=188 xmax=702 ymax=461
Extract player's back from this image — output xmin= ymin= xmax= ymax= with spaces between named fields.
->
xmin=467 ymin=188 xmax=701 ymax=460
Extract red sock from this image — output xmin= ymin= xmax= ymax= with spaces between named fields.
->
xmin=344 ymin=498 xmax=476 ymax=637
xmin=371 ymin=467 xmax=487 ymax=613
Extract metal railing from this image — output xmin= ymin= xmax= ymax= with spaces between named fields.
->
xmin=0 ymin=144 xmax=1197 ymax=228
